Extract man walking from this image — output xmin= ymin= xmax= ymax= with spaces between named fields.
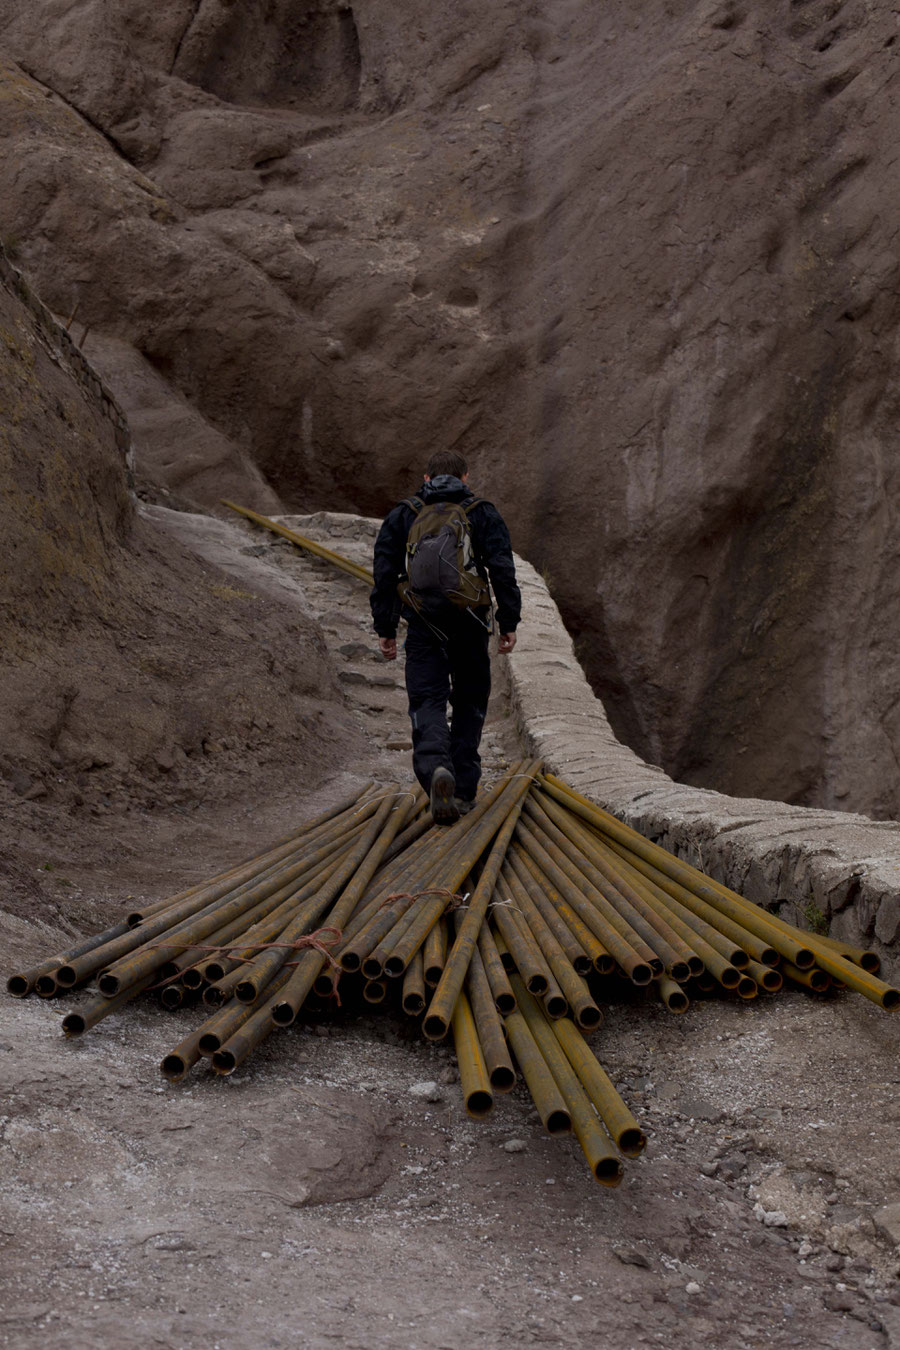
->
xmin=371 ymin=451 xmax=521 ymax=825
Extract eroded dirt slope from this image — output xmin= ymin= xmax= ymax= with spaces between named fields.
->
xmin=0 ymin=253 xmax=360 ymax=936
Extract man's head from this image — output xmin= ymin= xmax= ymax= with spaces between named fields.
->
xmin=424 ymin=450 xmax=468 ymax=482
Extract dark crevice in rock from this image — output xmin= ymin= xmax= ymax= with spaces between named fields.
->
xmin=15 ymin=60 xmax=134 ymax=169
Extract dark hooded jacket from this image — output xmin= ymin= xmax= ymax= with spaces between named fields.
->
xmin=370 ymin=474 xmax=522 ymax=638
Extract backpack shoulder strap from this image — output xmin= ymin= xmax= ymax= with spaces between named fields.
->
xmin=462 ymin=497 xmax=488 ymax=515
xmin=403 ymin=496 xmax=425 ymax=513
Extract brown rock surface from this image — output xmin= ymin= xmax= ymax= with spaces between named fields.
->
xmin=0 ymin=0 xmax=898 ymax=819
xmin=0 ymin=248 xmax=358 ymax=915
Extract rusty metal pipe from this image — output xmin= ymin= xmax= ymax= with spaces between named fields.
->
xmin=596 ymin=833 xmax=777 ymax=968
xmin=514 ymin=820 xmax=654 ymax=985
xmin=422 ymin=761 xmax=541 ymax=1040
xmin=363 ymin=978 xmax=387 ymax=1004
xmin=511 ymin=977 xmax=622 ymax=1186
xmin=477 ymin=923 xmax=516 ymax=1016
xmin=539 ymin=774 xmax=817 ymax=970
xmin=549 ymin=1016 xmax=646 ymax=1157
xmin=451 ymin=989 xmax=494 ymax=1119
xmin=62 ymin=972 xmax=156 ymax=1037
xmin=525 ymin=797 xmax=694 ymax=981
xmin=506 ymin=847 xmax=594 ymax=975
xmin=462 ymin=931 xmax=516 ymax=1091
xmin=782 ymin=960 xmax=831 ymax=992
xmin=233 ymin=793 xmax=401 ymax=1003
xmin=401 ymin=950 xmax=427 ymax=1016
xmin=503 ymin=1007 xmax=571 ymax=1136
xmin=130 ymin=785 xmax=375 ymax=926
xmin=510 ymin=844 xmax=614 ymax=974
xmin=423 ymin=917 xmax=447 ymax=989
xmin=499 ymin=860 xmax=602 ymax=1031
xmin=7 ymin=917 xmax=135 ymax=998
xmin=657 ymin=975 xmax=689 ymax=1014
xmin=269 ymin=786 xmax=425 ymax=1026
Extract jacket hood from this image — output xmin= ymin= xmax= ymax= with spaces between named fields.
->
xmin=419 ymin=474 xmax=473 ymax=502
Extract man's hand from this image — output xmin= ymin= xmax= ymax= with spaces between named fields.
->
xmin=379 ymin=636 xmax=398 ymax=661
xmin=498 ymin=632 xmax=517 ymax=655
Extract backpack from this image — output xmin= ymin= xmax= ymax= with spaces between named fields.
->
xmin=397 ymin=495 xmax=491 ymax=613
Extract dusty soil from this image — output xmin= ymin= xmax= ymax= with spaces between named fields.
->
xmin=3 ymin=515 xmax=900 ymax=1350
xmin=2 ymin=0 xmax=900 ymax=816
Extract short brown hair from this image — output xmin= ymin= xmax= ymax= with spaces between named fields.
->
xmin=425 ymin=450 xmax=468 ymax=478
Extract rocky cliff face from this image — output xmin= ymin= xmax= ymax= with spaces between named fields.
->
xmin=0 ymin=249 xmax=355 ymax=817
xmin=0 ymin=0 xmax=897 ymax=816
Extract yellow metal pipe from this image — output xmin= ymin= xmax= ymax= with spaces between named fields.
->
xmin=221 ymin=500 xmax=375 ymax=584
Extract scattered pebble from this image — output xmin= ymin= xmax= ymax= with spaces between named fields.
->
xmin=408 ymin=1081 xmax=442 ymax=1102
xmin=502 ymin=1139 xmax=527 ymax=1153
xmin=571 ymin=1294 xmax=583 ymax=1302
xmin=686 ymin=1282 xmax=701 ymax=1295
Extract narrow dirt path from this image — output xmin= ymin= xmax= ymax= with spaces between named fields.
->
xmin=2 ymin=509 xmax=899 ymax=1350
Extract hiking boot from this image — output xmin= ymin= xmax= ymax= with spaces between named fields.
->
xmin=430 ymin=767 xmax=459 ymax=826
xmin=453 ymin=796 xmax=476 ymax=816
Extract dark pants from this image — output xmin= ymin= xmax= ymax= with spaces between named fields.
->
xmin=404 ymin=609 xmax=491 ymax=801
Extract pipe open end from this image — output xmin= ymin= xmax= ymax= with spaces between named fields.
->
xmin=807 ymin=968 xmax=830 ymax=992
xmin=35 ymin=975 xmax=58 ymax=998
xmin=573 ymin=956 xmax=593 ymax=976
xmin=465 ymin=1090 xmax=493 ymax=1119
xmin=794 ymin=947 xmax=815 ymax=970
xmin=686 ymin=956 xmax=705 ymax=976
xmin=859 ymin=953 xmax=881 ymax=973
xmin=363 ymin=982 xmax=386 ymax=1003
xmin=618 ymin=1128 xmax=647 ymax=1157
xmin=97 ymin=974 xmax=119 ymax=997
xmin=203 ymin=961 xmax=227 ymax=983
xmin=544 ymin=994 xmax=567 ymax=1019
xmin=526 ymin=975 xmax=549 ymax=996
xmin=361 ymin=956 xmax=383 ymax=980
xmin=490 ymin=1065 xmax=516 ymax=1092
xmin=737 ymin=977 xmax=758 ymax=999
xmin=882 ymin=987 xmax=900 ymax=1011
xmin=62 ymin=1012 xmax=86 ymax=1037
xmin=546 ymin=1109 xmax=572 ymax=1137
xmin=422 ymin=1014 xmax=448 ymax=1041
xmin=340 ymin=952 xmax=361 ymax=974
xmin=160 ymin=986 xmax=183 ymax=1009
xmin=669 ymin=961 xmax=691 ymax=984
xmin=630 ymin=964 xmax=653 ymax=987
xmin=182 ymin=969 xmax=204 ymax=990
xmin=730 ymin=949 xmax=750 ymax=969
xmin=55 ymin=965 xmax=77 ymax=988
xmin=6 ymin=974 xmax=30 ymax=997
xmin=313 ymin=973 xmax=334 ymax=997
xmin=424 ymin=965 xmax=443 ymax=987
xmin=499 ymin=953 xmax=515 ymax=974
xmin=234 ymin=981 xmax=257 ymax=1004
xmin=383 ymin=956 xmax=405 ymax=979
xmin=203 ymin=986 xmax=225 ymax=1008
xmin=648 ymin=958 xmax=663 ymax=976
xmin=594 ymin=1156 xmax=624 ymax=1187
xmin=402 ymin=995 xmax=425 ymax=1016
xmin=665 ymin=991 xmax=689 ymax=1014
xmin=576 ymin=1005 xmax=603 ymax=1030
xmin=761 ymin=971 xmax=783 ymax=992
xmin=212 ymin=1049 xmax=236 ymax=1074
xmin=495 ymin=993 xmax=516 ymax=1016
xmin=719 ymin=966 xmax=740 ymax=989
xmin=160 ymin=1054 xmax=187 ymax=1081
xmin=271 ymin=999 xmax=296 ymax=1026
xmin=126 ymin=911 xmax=144 ymax=927
xmin=198 ymin=1033 xmax=221 ymax=1054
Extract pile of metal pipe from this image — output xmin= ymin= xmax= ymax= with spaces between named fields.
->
xmin=7 ymin=765 xmax=897 ymax=1188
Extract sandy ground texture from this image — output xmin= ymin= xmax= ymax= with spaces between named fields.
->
xmin=3 ymin=512 xmax=900 ymax=1350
